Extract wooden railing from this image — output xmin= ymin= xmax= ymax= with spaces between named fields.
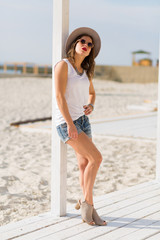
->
xmin=0 ymin=62 xmax=52 ymax=75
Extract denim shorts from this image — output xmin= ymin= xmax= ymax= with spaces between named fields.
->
xmin=56 ymin=115 xmax=92 ymax=144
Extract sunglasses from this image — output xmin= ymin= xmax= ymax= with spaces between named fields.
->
xmin=78 ymin=39 xmax=94 ymax=48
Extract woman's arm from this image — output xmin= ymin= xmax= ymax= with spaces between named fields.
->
xmin=84 ymin=79 xmax=96 ymax=115
xmin=54 ymin=61 xmax=78 ymax=139
xmin=54 ymin=61 xmax=73 ymax=125
xmin=88 ymin=79 xmax=96 ymax=106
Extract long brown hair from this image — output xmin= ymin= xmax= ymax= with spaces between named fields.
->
xmin=66 ymin=34 xmax=95 ymax=81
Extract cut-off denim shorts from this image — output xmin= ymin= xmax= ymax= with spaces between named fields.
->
xmin=56 ymin=115 xmax=92 ymax=144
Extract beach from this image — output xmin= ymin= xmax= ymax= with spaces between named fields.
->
xmin=0 ymin=77 xmax=157 ymax=226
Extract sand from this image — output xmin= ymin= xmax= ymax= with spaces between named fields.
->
xmin=0 ymin=77 xmax=158 ymax=226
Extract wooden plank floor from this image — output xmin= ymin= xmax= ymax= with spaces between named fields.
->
xmin=91 ymin=112 xmax=157 ymax=140
xmin=1 ymin=180 xmax=160 ymax=240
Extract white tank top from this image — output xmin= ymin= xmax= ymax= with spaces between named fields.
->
xmin=54 ymin=58 xmax=90 ymax=127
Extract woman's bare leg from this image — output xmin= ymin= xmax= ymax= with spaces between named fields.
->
xmin=75 ymin=138 xmax=92 ymax=197
xmin=75 ymin=152 xmax=88 ymax=196
xmin=67 ymin=133 xmax=102 ymax=205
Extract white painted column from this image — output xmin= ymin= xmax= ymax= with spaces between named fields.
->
xmin=156 ymin=36 xmax=160 ymax=182
xmin=51 ymin=0 xmax=69 ymax=216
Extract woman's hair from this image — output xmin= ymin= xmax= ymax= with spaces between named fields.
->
xmin=66 ymin=34 xmax=95 ymax=81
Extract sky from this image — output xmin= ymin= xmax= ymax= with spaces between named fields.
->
xmin=0 ymin=0 xmax=160 ymax=66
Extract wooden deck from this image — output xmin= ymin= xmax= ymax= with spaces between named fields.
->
xmin=1 ymin=180 xmax=160 ymax=240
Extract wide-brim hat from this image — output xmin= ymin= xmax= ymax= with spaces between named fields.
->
xmin=65 ymin=27 xmax=101 ymax=58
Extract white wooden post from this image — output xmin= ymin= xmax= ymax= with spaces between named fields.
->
xmin=156 ymin=36 xmax=160 ymax=182
xmin=51 ymin=0 xmax=69 ymax=216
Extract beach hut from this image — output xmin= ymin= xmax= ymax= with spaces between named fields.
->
xmin=1 ymin=1 xmax=160 ymax=239
xmin=132 ymin=50 xmax=152 ymax=66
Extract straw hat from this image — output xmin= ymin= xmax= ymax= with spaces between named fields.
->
xmin=65 ymin=27 xmax=101 ymax=58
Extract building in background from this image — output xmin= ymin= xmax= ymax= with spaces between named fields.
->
xmin=132 ymin=50 xmax=152 ymax=66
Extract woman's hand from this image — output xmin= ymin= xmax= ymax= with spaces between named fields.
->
xmin=67 ymin=123 xmax=78 ymax=140
xmin=83 ymin=104 xmax=93 ymax=115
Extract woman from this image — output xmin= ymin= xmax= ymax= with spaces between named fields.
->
xmin=54 ymin=27 xmax=106 ymax=226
